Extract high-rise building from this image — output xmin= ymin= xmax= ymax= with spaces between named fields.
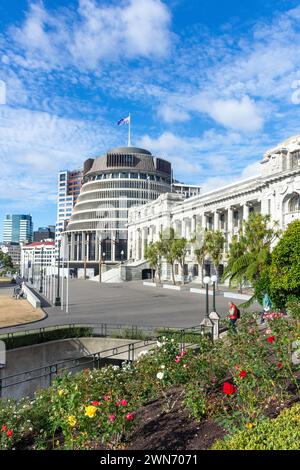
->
xmin=63 ymin=146 xmax=172 ymax=276
xmin=33 ymin=226 xmax=55 ymax=242
xmin=3 ymin=214 xmax=33 ymax=244
xmin=55 ymin=169 xmax=83 ymax=242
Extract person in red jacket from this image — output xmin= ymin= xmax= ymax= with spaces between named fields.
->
xmin=228 ymin=301 xmax=238 ymax=332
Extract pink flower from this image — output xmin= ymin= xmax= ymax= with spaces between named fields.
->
xmin=6 ymin=429 xmax=13 ymax=438
xmin=117 ymin=399 xmax=127 ymax=407
xmin=179 ymin=351 xmax=186 ymax=357
xmin=108 ymin=415 xmax=116 ymax=423
xmin=1 ymin=425 xmax=7 ymax=432
xmin=266 ymin=329 xmax=272 ymax=335
xmin=175 ymin=358 xmax=180 ymax=364
xmin=125 ymin=413 xmax=135 ymax=421
xmin=103 ymin=395 xmax=110 ymax=401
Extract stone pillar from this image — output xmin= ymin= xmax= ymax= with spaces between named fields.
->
xmin=141 ymin=228 xmax=146 ymax=260
xmin=191 ymin=215 xmax=196 ymax=235
xmin=136 ymin=230 xmax=140 ymax=260
xmin=71 ymin=233 xmax=75 ymax=261
xmin=82 ymin=232 xmax=86 ymax=262
xmin=227 ymin=207 xmax=234 ymax=245
xmin=209 ymin=311 xmax=220 ymax=341
xmin=243 ymin=203 xmax=249 ymax=222
xmin=214 ymin=212 xmax=219 ymax=231
xmin=111 ymin=234 xmax=116 ymax=262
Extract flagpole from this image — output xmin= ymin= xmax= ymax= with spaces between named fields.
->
xmin=128 ymin=113 xmax=131 ymax=147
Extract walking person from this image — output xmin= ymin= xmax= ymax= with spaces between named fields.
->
xmin=228 ymin=301 xmax=239 ymax=333
xmin=260 ymin=292 xmax=272 ymax=324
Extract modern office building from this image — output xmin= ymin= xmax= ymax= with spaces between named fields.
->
xmin=3 ymin=214 xmax=33 ymax=244
xmin=0 ymin=242 xmax=21 ymax=268
xmin=63 ymin=146 xmax=172 ymax=275
xmin=33 ymin=226 xmax=55 ymax=242
xmin=20 ymin=241 xmax=56 ymax=281
xmin=128 ymin=134 xmax=300 ymax=283
xmin=55 ymin=169 xmax=83 ymax=242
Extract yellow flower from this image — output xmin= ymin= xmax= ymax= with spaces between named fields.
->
xmin=84 ymin=405 xmax=97 ymax=418
xmin=58 ymin=389 xmax=64 ymax=397
xmin=68 ymin=415 xmax=77 ymax=427
xmin=246 ymin=423 xmax=254 ymax=430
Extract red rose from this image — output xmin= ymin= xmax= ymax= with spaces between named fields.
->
xmin=108 ymin=415 xmax=116 ymax=423
xmin=116 ymin=399 xmax=127 ymax=407
xmin=277 ymin=363 xmax=283 ymax=369
xmin=267 ymin=336 xmax=276 ymax=343
xmin=239 ymin=370 xmax=247 ymax=378
xmin=1 ymin=425 xmax=7 ymax=432
xmin=222 ymin=382 xmax=237 ymax=395
xmin=6 ymin=430 xmax=13 ymax=438
xmin=125 ymin=413 xmax=135 ymax=421
xmin=91 ymin=401 xmax=100 ymax=406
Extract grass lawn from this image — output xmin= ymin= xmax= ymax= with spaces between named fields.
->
xmin=0 ymin=294 xmax=44 ymax=327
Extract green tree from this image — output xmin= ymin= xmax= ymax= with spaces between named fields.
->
xmin=222 ymin=213 xmax=281 ymax=305
xmin=269 ymin=220 xmax=300 ymax=308
xmin=204 ymin=230 xmax=225 ymax=277
xmin=144 ymin=241 xmax=163 ymax=283
xmin=0 ymin=250 xmax=14 ymax=276
xmin=172 ymin=237 xmax=188 ymax=284
xmin=160 ymin=228 xmax=188 ymax=285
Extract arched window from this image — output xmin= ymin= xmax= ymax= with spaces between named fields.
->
xmin=289 ymin=193 xmax=300 ymax=212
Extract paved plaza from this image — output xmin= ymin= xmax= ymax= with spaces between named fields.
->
xmin=0 ymin=280 xmax=260 ymax=333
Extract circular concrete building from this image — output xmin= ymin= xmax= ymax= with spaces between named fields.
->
xmin=64 ymin=146 xmax=171 ymax=276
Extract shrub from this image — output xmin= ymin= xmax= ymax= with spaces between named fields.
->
xmin=269 ymin=220 xmax=300 ymax=308
xmin=212 ymin=403 xmax=300 ymax=450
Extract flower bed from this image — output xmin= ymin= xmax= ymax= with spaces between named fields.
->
xmin=0 ymin=310 xmax=299 ymax=450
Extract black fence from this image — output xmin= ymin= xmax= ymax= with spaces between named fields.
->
xmin=0 ymin=324 xmax=209 ymax=399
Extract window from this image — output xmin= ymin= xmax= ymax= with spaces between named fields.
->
xmin=289 ymin=193 xmax=300 ymax=212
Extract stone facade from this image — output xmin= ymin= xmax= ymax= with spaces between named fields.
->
xmin=127 ymin=135 xmax=300 ymax=283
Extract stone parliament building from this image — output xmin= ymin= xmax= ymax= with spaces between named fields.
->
xmin=127 ymin=134 xmax=300 ymax=283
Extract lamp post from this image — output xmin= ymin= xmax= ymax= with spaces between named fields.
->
xmin=120 ymin=249 xmax=124 ymax=264
xmin=203 ymin=276 xmax=211 ymax=317
xmin=55 ymin=240 xmax=61 ymax=306
xmin=211 ymin=275 xmax=218 ymax=312
xmin=39 ymin=247 xmax=44 ymax=293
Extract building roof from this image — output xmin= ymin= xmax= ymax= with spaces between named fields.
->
xmin=23 ymin=241 xmax=55 ymax=248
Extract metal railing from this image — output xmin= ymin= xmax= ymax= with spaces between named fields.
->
xmin=0 ymin=324 xmax=210 ymax=399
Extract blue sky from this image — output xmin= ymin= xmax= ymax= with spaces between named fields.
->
xmin=1 ymin=0 xmax=300 ymax=236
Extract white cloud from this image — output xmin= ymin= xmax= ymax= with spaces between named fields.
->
xmin=158 ymin=104 xmax=190 ymax=123
xmin=9 ymin=0 xmax=171 ymax=71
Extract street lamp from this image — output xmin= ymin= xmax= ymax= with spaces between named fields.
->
xmin=203 ymin=276 xmax=211 ymax=317
xmin=55 ymin=240 xmax=61 ymax=306
xmin=211 ymin=274 xmax=218 ymax=312
xmin=120 ymin=249 xmax=124 ymax=264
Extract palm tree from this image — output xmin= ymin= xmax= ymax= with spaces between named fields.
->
xmin=222 ymin=213 xmax=281 ymax=305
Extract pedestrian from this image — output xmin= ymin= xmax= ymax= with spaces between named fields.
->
xmin=260 ymin=292 xmax=272 ymax=324
xmin=228 ymin=301 xmax=239 ymax=332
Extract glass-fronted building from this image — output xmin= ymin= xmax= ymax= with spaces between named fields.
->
xmin=3 ymin=214 xmax=33 ymax=244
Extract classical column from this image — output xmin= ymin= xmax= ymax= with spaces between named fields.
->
xmin=227 ymin=207 xmax=234 ymax=245
xmin=243 ymin=203 xmax=249 ymax=221
xmin=191 ymin=215 xmax=196 ymax=235
xmin=111 ymin=234 xmax=116 ymax=262
xmin=141 ymin=228 xmax=146 ymax=260
xmin=82 ymin=232 xmax=86 ymax=262
xmin=214 ymin=212 xmax=219 ymax=231
xmin=71 ymin=233 xmax=75 ymax=261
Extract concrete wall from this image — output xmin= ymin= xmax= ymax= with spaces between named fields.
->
xmin=0 ymin=337 xmax=155 ymax=400
xmin=23 ymin=285 xmax=41 ymax=309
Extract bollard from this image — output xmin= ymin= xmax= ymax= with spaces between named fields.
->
xmin=209 ymin=311 xmax=220 ymax=341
